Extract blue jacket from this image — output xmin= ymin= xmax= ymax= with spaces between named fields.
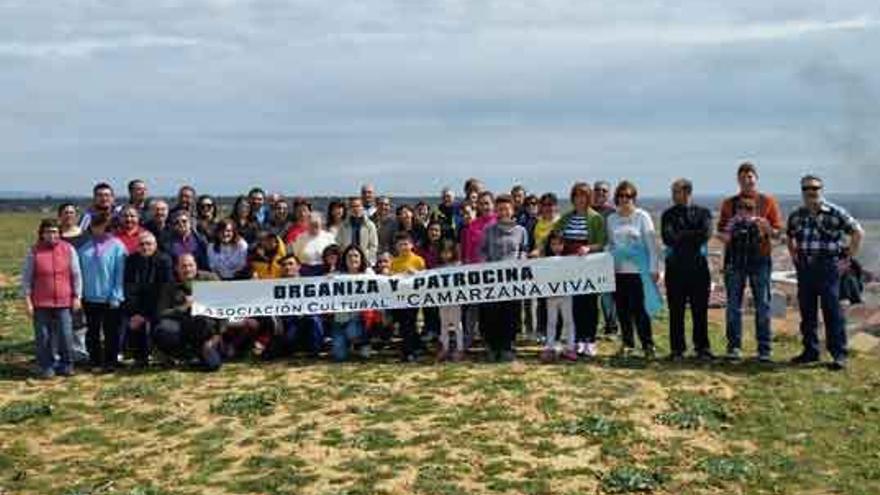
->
xmin=78 ymin=234 xmax=127 ymax=306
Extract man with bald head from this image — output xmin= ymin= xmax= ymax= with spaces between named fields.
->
xmin=361 ymin=183 xmax=377 ymax=218
xmin=123 ymin=231 xmax=174 ymax=367
xmin=153 ymin=253 xmax=223 ymax=371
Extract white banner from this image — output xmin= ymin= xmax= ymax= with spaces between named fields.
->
xmin=193 ymin=253 xmax=616 ymax=319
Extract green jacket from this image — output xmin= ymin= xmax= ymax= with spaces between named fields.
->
xmin=553 ymin=208 xmax=607 ymax=248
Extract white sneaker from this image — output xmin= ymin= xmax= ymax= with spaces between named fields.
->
xmin=585 ymin=342 xmax=598 ymax=357
xmin=576 ymin=342 xmax=587 ymax=355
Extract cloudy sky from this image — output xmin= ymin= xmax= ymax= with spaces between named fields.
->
xmin=1 ymin=1 xmax=878 ymax=197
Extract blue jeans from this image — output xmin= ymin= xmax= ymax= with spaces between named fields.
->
xmin=725 ymin=259 xmax=772 ymax=355
xmin=796 ymin=256 xmax=846 ymax=359
xmin=332 ymin=318 xmax=364 ymax=362
xmin=33 ymin=308 xmax=74 ymax=374
xmin=274 ymin=316 xmax=324 ymax=356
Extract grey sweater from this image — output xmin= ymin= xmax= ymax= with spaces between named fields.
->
xmin=480 ymin=220 xmax=529 ymax=262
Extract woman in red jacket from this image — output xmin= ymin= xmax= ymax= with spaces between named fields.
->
xmin=21 ymin=219 xmax=83 ymax=378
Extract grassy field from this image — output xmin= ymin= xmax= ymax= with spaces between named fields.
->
xmin=1 ymin=212 xmax=879 ymax=495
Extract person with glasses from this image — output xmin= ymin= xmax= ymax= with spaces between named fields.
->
xmin=123 ymin=231 xmax=173 ymax=367
xmin=606 ymin=181 xmax=662 ymax=359
xmin=554 ymin=182 xmax=606 ymax=358
xmin=195 ymin=195 xmax=219 ymax=242
xmin=592 ymin=180 xmax=619 ymax=339
xmin=787 ymin=175 xmax=864 ymax=370
xmin=21 ymin=219 xmax=83 ymax=378
xmin=79 ymin=182 xmax=117 ymax=232
xmin=162 ymin=210 xmax=209 ymax=270
xmin=717 ymin=162 xmax=783 ymax=362
xmin=661 ymin=179 xmax=714 ymax=361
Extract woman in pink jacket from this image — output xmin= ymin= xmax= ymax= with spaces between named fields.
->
xmin=21 ymin=219 xmax=83 ymax=379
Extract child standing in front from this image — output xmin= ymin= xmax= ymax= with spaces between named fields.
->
xmin=435 ymin=240 xmax=464 ymax=362
xmin=540 ymin=231 xmax=577 ymax=362
xmin=390 ymin=232 xmax=426 ymax=362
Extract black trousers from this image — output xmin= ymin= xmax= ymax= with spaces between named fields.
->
xmin=614 ymin=274 xmax=654 ymax=349
xmin=394 ymin=309 xmax=421 ymax=357
xmin=665 ymin=260 xmax=711 ymax=354
xmin=572 ymin=293 xmax=599 ymax=343
xmin=480 ymin=301 xmax=518 ymax=352
xmin=83 ymin=302 xmax=122 ymax=368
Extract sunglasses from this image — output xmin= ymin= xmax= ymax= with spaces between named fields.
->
xmin=617 ymin=193 xmax=634 ymax=200
xmin=801 ymin=186 xmax=822 ymax=192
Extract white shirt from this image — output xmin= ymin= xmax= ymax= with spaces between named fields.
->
xmin=290 ymin=230 xmax=337 ymax=267
xmin=606 ymin=208 xmax=659 ymax=274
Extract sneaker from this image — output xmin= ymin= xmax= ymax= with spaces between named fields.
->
xmin=576 ymin=342 xmax=587 ymax=355
xmin=725 ymin=348 xmax=742 ymax=361
xmin=56 ymin=367 xmax=75 ymax=377
xmin=585 ymin=342 xmax=598 ymax=358
xmin=560 ymin=349 xmax=578 ymax=362
xmin=757 ymin=353 xmax=773 ymax=364
xmin=37 ymin=368 xmax=55 ymax=380
xmin=643 ymin=347 xmax=656 ymax=360
xmin=790 ymin=353 xmax=820 ymax=365
xmin=540 ymin=348 xmax=557 ymax=363
xmin=668 ymin=353 xmax=685 ymax=363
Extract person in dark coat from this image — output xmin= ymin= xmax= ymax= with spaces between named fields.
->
xmin=123 ymin=231 xmax=174 ymax=366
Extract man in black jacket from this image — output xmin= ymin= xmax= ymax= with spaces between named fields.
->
xmin=661 ymin=179 xmax=714 ymax=361
xmin=153 ymin=254 xmax=224 ymax=371
xmin=123 ymin=231 xmax=174 ymax=366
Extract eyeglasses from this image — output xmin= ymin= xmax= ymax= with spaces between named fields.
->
xmin=801 ymin=185 xmax=822 ymax=192
xmin=616 ymin=193 xmax=634 ymax=200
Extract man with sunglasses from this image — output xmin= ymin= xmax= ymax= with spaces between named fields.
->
xmin=717 ymin=162 xmax=783 ymax=362
xmin=787 ymin=175 xmax=863 ymax=370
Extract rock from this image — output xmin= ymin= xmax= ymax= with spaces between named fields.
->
xmin=849 ymin=332 xmax=880 ymax=353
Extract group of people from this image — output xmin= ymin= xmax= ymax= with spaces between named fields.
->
xmin=21 ymin=162 xmax=864 ymax=378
